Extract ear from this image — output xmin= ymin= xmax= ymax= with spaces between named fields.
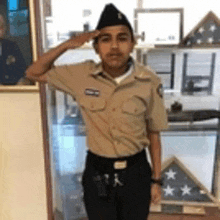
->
xmin=93 ymin=41 xmax=99 ymax=54
xmin=133 ymin=38 xmax=137 ymax=47
xmin=130 ymin=40 xmax=136 ymax=53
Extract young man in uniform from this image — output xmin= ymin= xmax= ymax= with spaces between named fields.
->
xmin=26 ymin=3 xmax=168 ymax=220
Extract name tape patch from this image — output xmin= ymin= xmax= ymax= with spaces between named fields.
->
xmin=85 ymin=88 xmax=100 ymax=97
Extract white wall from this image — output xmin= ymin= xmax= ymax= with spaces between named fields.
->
xmin=0 ymin=91 xmax=48 ymax=220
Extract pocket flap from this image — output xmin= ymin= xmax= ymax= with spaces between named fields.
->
xmin=80 ymin=97 xmax=106 ymax=111
xmin=122 ymin=97 xmax=146 ymax=115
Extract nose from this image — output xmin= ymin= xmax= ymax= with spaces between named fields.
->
xmin=111 ymin=39 xmax=119 ymax=49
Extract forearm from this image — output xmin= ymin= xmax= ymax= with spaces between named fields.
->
xmin=148 ymin=132 xmax=162 ymax=179
xmin=26 ymin=30 xmax=100 ymax=82
xmin=26 ymin=42 xmax=68 ymax=81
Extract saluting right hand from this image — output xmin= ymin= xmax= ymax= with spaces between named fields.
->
xmin=26 ymin=30 xmax=100 ymax=83
xmin=65 ymin=30 xmax=100 ymax=49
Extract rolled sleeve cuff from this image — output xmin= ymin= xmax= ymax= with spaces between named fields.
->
xmin=148 ymin=115 xmax=169 ymax=132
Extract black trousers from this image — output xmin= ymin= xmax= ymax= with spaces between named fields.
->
xmin=82 ymin=151 xmax=152 ymax=220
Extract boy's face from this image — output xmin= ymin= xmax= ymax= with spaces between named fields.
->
xmin=94 ymin=25 xmax=135 ymax=73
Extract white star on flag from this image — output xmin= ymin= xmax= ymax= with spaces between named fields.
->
xmin=196 ymin=39 xmax=202 ymax=44
xmin=198 ymin=27 xmax=205 ymax=33
xmin=181 ymin=185 xmax=192 ymax=196
xmin=200 ymin=190 xmax=206 ymax=195
xmin=161 ymin=157 xmax=214 ymax=202
xmin=163 ymin=185 xmax=175 ymax=196
xmin=165 ymin=169 xmax=177 ymax=180
xmin=187 ymin=41 xmax=191 ymax=46
xmin=207 ymin=37 xmax=214 ymax=43
xmin=210 ymin=24 xmax=217 ymax=32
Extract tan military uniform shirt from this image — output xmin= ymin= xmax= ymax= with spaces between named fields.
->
xmin=47 ymin=60 xmax=168 ymax=158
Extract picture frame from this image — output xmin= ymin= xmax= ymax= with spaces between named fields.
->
xmin=134 ymin=8 xmax=184 ymax=47
xmin=0 ymin=0 xmax=39 ymax=92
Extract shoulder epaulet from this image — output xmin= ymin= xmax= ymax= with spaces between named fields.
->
xmin=145 ymin=65 xmax=161 ymax=82
xmin=84 ymin=60 xmax=95 ymax=65
xmin=135 ymin=62 xmax=160 ymax=83
xmin=83 ymin=60 xmax=97 ymax=70
xmin=62 ymin=60 xmax=96 ymax=74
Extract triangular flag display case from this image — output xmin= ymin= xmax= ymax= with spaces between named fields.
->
xmin=180 ymin=11 xmax=220 ymax=48
xmin=150 ymin=156 xmax=220 ymax=215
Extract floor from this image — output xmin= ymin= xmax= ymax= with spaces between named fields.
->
xmin=55 ymin=207 xmax=220 ymax=220
xmin=148 ymin=207 xmax=220 ymax=220
xmin=55 ymin=174 xmax=220 ymax=220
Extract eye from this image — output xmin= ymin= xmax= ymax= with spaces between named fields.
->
xmin=118 ymin=35 xmax=130 ymax=42
xmin=99 ymin=36 xmax=110 ymax=42
xmin=119 ymin=37 xmax=128 ymax=42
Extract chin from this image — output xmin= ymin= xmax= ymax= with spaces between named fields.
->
xmin=106 ymin=60 xmax=127 ymax=69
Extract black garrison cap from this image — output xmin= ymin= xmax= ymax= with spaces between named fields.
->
xmin=96 ymin=3 xmax=133 ymax=35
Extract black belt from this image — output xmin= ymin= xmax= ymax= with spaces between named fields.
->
xmin=86 ymin=150 xmax=146 ymax=173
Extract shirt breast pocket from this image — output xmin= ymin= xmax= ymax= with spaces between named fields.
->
xmin=80 ymin=97 xmax=106 ymax=112
xmin=119 ymin=97 xmax=147 ymax=135
xmin=122 ymin=97 xmax=146 ymax=116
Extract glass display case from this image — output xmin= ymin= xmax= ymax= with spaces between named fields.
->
xmin=33 ymin=0 xmax=220 ymax=218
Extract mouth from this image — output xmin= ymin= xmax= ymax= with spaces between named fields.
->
xmin=108 ymin=53 xmax=122 ymax=59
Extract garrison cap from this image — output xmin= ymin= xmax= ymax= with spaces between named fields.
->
xmin=96 ymin=3 xmax=133 ymax=35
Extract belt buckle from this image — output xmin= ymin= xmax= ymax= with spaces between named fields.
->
xmin=114 ymin=160 xmax=127 ymax=170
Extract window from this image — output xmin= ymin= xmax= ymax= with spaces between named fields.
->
xmin=182 ymin=52 xmax=216 ymax=95
xmin=145 ymin=51 xmax=175 ymax=89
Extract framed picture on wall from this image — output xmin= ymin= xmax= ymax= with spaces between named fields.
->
xmin=134 ymin=8 xmax=184 ymax=47
xmin=0 ymin=0 xmax=39 ymax=92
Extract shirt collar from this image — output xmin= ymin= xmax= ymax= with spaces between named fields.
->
xmin=114 ymin=63 xmax=133 ymax=84
xmin=90 ymin=63 xmax=103 ymax=76
xmin=133 ymin=61 xmax=152 ymax=80
xmin=90 ymin=57 xmax=152 ymax=80
xmin=90 ymin=57 xmax=133 ymax=76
